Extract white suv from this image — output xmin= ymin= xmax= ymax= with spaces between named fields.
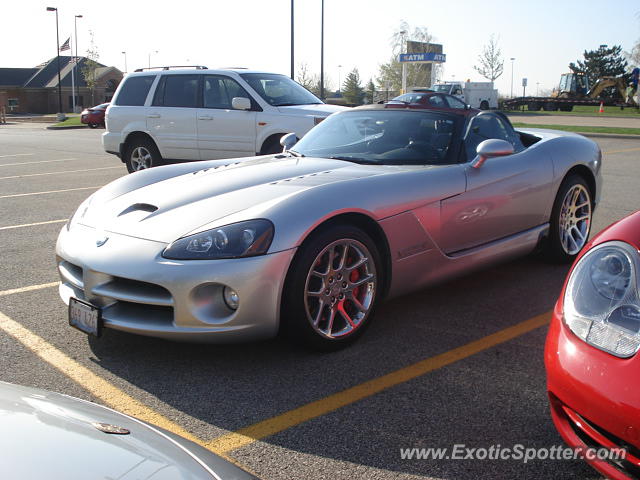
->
xmin=103 ymin=67 xmax=347 ymax=172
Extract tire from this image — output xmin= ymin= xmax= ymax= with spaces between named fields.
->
xmin=546 ymin=174 xmax=592 ymax=263
xmin=527 ymin=102 xmax=541 ymax=111
xmin=281 ymin=224 xmax=383 ymax=350
xmin=124 ymin=137 xmax=161 ymax=173
xmin=261 ymin=136 xmax=285 ymax=155
xmin=88 ymin=123 xmax=98 ymax=129
xmin=559 ymin=105 xmax=573 ymax=112
xmin=479 ymin=100 xmax=489 ymax=110
xmin=543 ymin=102 xmax=558 ymax=111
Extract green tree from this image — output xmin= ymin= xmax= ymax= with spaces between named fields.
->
xmin=473 ymin=35 xmax=504 ymax=82
xmin=569 ymin=45 xmax=628 ymax=88
xmin=365 ymin=78 xmax=376 ymax=104
xmin=80 ymin=30 xmax=100 ymax=104
xmin=342 ymin=68 xmax=364 ymax=105
xmin=376 ymin=21 xmax=437 ymax=92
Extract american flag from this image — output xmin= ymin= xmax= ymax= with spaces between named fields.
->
xmin=59 ymin=37 xmax=70 ymax=52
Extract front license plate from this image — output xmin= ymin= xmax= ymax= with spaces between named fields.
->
xmin=69 ymin=298 xmax=102 ymax=337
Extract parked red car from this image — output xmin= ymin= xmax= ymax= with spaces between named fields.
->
xmin=388 ymin=91 xmax=480 ymax=116
xmin=545 ymin=211 xmax=640 ymax=480
xmin=80 ymin=102 xmax=109 ymax=128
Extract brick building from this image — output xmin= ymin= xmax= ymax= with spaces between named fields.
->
xmin=0 ymin=56 xmax=123 ymax=114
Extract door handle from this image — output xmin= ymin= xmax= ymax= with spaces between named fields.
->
xmin=147 ymin=113 xmax=160 ymax=118
xmin=198 ymin=115 xmax=213 ymax=120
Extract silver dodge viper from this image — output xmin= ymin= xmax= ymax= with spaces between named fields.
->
xmin=56 ymin=105 xmax=602 ymax=349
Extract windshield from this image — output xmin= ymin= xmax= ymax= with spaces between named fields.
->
xmin=292 ymin=110 xmax=456 ymax=165
xmin=433 ymin=84 xmax=452 ymax=93
xmin=240 ymin=73 xmax=322 ymax=107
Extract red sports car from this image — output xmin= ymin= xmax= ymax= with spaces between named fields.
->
xmin=545 ymin=211 xmax=640 ymax=480
xmin=388 ymin=91 xmax=480 ymax=116
xmin=80 ymin=102 xmax=109 ymax=128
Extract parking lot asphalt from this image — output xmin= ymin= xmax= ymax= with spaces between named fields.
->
xmin=1 ymin=123 xmax=639 ymax=479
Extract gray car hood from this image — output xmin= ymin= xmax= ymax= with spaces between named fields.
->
xmin=80 ymin=156 xmax=382 ymax=244
xmin=0 ymin=381 xmax=221 ymax=479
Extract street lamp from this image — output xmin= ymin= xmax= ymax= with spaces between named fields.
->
xmin=122 ymin=51 xmax=127 ymax=73
xmin=319 ymin=0 xmax=324 ymax=100
xmin=72 ymin=14 xmax=82 ymax=113
xmin=399 ymin=30 xmax=407 ymax=94
xmin=290 ymin=0 xmax=294 ymax=80
xmin=510 ymin=57 xmax=515 ymax=98
xmin=337 ymin=65 xmax=342 ymax=93
xmin=148 ymin=50 xmax=158 ymax=69
xmin=46 ymin=6 xmax=63 ymax=119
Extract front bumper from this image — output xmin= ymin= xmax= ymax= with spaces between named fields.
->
xmin=545 ymin=301 xmax=640 ymax=479
xmin=56 ymin=224 xmax=296 ymax=342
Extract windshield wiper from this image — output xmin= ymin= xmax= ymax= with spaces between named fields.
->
xmin=327 ymin=155 xmax=379 ymax=165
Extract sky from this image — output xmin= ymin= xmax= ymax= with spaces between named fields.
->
xmin=3 ymin=0 xmax=639 ymax=96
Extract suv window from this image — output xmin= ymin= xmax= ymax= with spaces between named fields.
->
xmin=445 ymin=95 xmax=466 ymax=109
xmin=203 ymin=75 xmax=251 ymax=109
xmin=464 ymin=114 xmax=513 ymax=160
xmin=152 ymin=75 xmax=200 ymax=108
xmin=427 ymin=95 xmax=446 ymax=108
xmin=114 ymin=76 xmax=155 ymax=106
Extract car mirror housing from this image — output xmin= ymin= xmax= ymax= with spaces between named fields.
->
xmin=280 ymin=132 xmax=297 ymax=152
xmin=472 ymin=139 xmax=514 ymax=168
xmin=231 ymin=97 xmax=251 ymax=111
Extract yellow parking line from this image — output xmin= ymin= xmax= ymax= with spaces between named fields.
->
xmin=603 ymin=147 xmax=640 ymax=154
xmin=0 ymin=153 xmax=33 ymax=159
xmin=0 ymin=166 xmax=120 ymax=181
xmin=0 ymin=219 xmax=67 ymax=231
xmin=0 ymin=186 xmax=100 ymax=199
xmin=205 ymin=311 xmax=551 ymax=454
xmin=0 ymin=282 xmax=59 ymax=297
xmin=0 ymin=157 xmax=76 ymax=167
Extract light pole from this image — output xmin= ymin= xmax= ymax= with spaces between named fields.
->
xmin=122 ymin=51 xmax=127 ymax=73
xmin=148 ymin=50 xmax=158 ymax=69
xmin=400 ymin=29 xmax=407 ymax=94
xmin=510 ymin=57 xmax=515 ymax=98
xmin=337 ymin=65 xmax=342 ymax=93
xmin=290 ymin=0 xmax=294 ymax=80
xmin=72 ymin=14 xmax=82 ymax=113
xmin=46 ymin=6 xmax=63 ymax=119
xmin=536 ymin=82 xmax=539 ymax=96
xmin=319 ymin=0 xmax=324 ymax=100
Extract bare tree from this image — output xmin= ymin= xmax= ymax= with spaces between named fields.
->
xmin=296 ymin=62 xmax=315 ymax=91
xmin=473 ymin=35 xmax=504 ymax=82
xmin=80 ymin=30 xmax=100 ymax=105
xmin=627 ymin=40 xmax=640 ymax=67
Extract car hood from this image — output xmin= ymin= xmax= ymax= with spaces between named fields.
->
xmin=0 ymin=382 xmax=218 ymax=479
xmin=80 ymin=156 xmax=383 ymax=244
xmin=276 ymin=103 xmax=348 ymax=116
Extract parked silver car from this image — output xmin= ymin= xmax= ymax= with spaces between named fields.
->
xmin=57 ymin=106 xmax=601 ymax=349
xmin=0 ymin=381 xmax=258 ymax=479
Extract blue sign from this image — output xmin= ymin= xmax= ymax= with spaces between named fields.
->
xmin=399 ymin=52 xmax=446 ymax=63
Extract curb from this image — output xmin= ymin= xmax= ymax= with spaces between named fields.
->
xmin=575 ymin=132 xmax=640 ymax=140
xmin=46 ymin=125 xmax=88 ymax=130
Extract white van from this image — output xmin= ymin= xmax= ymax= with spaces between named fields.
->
xmin=432 ymin=81 xmax=498 ymax=110
xmin=103 ymin=67 xmax=347 ymax=172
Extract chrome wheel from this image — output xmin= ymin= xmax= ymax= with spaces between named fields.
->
xmin=559 ymin=184 xmax=591 ymax=255
xmin=131 ymin=146 xmax=152 ymax=171
xmin=304 ymin=239 xmax=376 ymax=339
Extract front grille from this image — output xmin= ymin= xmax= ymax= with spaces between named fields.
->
xmin=58 ymin=260 xmax=174 ymax=327
xmin=563 ymin=405 xmax=640 ymax=479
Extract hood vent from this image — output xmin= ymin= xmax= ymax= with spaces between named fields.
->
xmin=118 ymin=203 xmax=158 ymax=217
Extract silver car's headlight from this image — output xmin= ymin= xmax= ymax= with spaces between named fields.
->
xmin=162 ymin=219 xmax=274 ymax=260
xmin=564 ymin=241 xmax=640 ymax=358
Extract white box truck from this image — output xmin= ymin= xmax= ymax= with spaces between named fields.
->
xmin=432 ymin=81 xmax=498 ymax=110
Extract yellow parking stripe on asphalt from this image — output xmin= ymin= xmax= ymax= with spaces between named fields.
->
xmin=0 ymin=166 xmax=120 ymax=180
xmin=0 ymin=282 xmax=59 ymax=297
xmin=0 ymin=186 xmax=100 ymax=199
xmin=0 ymin=157 xmax=76 ymax=167
xmin=0 ymin=310 xmax=202 ymax=444
xmin=0 ymin=219 xmax=68 ymax=231
xmin=205 ymin=311 xmax=552 ymax=455
xmin=603 ymin=147 xmax=640 ymax=155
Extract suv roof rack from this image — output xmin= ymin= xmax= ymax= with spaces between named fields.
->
xmin=133 ymin=65 xmax=209 ymax=72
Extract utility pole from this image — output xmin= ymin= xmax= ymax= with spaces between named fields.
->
xmin=122 ymin=52 xmax=127 ymax=73
xmin=290 ymin=0 xmax=294 ymax=79
xmin=510 ymin=57 xmax=515 ymax=98
xmin=72 ymin=14 xmax=82 ymax=112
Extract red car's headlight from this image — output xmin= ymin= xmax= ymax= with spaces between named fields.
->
xmin=564 ymin=241 xmax=640 ymax=358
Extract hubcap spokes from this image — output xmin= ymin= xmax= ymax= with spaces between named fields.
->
xmin=304 ymin=239 xmax=376 ymax=339
xmin=131 ymin=147 xmax=151 ymax=170
xmin=559 ymin=184 xmax=591 ymax=255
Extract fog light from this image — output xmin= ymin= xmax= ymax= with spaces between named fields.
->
xmin=223 ymin=287 xmax=239 ymax=310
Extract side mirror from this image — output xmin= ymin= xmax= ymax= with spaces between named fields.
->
xmin=280 ymin=132 xmax=297 ymax=152
xmin=471 ymin=139 xmax=514 ymax=168
xmin=465 ymin=104 xmax=471 ymax=110
xmin=231 ymin=97 xmax=251 ymax=111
